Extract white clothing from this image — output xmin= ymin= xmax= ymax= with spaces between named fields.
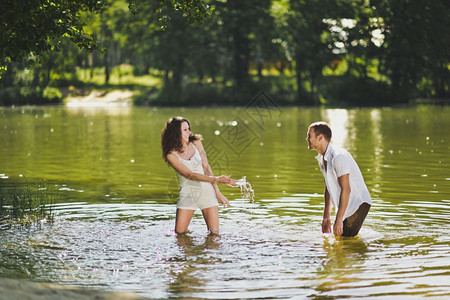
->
xmin=317 ymin=143 xmax=372 ymax=219
xmin=173 ymin=146 xmax=218 ymax=210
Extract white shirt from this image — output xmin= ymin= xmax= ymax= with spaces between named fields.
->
xmin=317 ymin=143 xmax=372 ymax=219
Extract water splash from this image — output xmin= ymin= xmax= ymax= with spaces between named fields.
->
xmin=233 ymin=176 xmax=255 ymax=202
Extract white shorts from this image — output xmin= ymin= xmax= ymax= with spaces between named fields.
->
xmin=177 ymin=181 xmax=218 ymax=210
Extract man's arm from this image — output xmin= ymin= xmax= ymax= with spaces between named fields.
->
xmin=322 ymin=187 xmax=332 ymax=233
xmin=334 ymin=174 xmax=351 ymax=236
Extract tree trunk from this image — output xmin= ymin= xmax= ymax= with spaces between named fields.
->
xmin=257 ymin=61 xmax=263 ymax=79
xmin=232 ymin=12 xmax=249 ymax=87
xmin=89 ymin=53 xmax=94 ymax=80
xmin=311 ymin=72 xmax=317 ymax=104
xmin=104 ymin=50 xmax=110 ymax=85
xmin=171 ymin=54 xmax=184 ymax=97
xmin=45 ymin=54 xmax=53 ymax=87
xmin=295 ymin=59 xmax=302 ymax=103
xmin=31 ymin=67 xmax=41 ymax=89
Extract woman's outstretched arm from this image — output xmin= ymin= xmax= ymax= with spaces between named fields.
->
xmin=166 ymin=152 xmax=233 ymax=185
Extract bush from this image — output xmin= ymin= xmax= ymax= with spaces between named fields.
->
xmin=181 ymin=84 xmax=228 ymax=105
xmin=321 ymin=76 xmax=393 ymax=106
xmin=43 ymin=86 xmax=62 ymax=101
xmin=135 ymin=79 xmax=297 ymax=107
xmin=132 ymin=86 xmax=159 ymax=105
xmin=0 ymin=86 xmax=63 ymax=106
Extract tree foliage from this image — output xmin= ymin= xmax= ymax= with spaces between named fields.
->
xmin=0 ymin=0 xmax=105 ymax=62
xmin=0 ymin=0 xmax=212 ymax=63
xmin=0 ymin=0 xmax=448 ymax=105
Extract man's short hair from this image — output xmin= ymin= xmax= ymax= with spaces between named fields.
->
xmin=309 ymin=122 xmax=332 ymax=141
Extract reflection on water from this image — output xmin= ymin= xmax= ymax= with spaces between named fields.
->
xmin=0 ymin=105 xmax=449 ymax=298
xmin=168 ymin=233 xmax=222 ymax=296
xmin=314 ymin=235 xmax=370 ymax=296
xmin=322 ymin=109 xmax=349 ymax=148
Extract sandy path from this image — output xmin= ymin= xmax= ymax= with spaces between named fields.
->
xmin=65 ymin=90 xmax=133 ymax=107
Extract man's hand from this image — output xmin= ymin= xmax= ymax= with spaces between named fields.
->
xmin=322 ymin=218 xmax=332 ymax=233
xmin=333 ymin=219 xmax=343 ymax=236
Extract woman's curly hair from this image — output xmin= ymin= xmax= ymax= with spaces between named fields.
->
xmin=161 ymin=116 xmax=202 ymax=163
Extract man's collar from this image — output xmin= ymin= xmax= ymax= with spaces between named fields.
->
xmin=316 ymin=143 xmax=332 ymax=164
xmin=322 ymin=143 xmax=332 ymax=162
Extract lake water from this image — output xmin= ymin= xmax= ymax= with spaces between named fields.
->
xmin=0 ymin=104 xmax=449 ymax=299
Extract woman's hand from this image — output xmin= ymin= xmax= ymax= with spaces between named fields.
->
xmin=216 ymin=175 xmax=235 ymax=186
xmin=216 ymin=192 xmax=230 ymax=208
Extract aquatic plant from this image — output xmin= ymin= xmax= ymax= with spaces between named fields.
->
xmin=0 ymin=183 xmax=55 ymax=228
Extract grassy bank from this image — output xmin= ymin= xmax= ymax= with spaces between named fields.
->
xmin=0 ymin=64 xmax=407 ymax=107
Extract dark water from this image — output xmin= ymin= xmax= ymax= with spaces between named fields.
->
xmin=0 ymin=105 xmax=449 ymax=298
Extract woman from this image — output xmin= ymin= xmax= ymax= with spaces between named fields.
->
xmin=161 ymin=116 xmax=235 ymax=234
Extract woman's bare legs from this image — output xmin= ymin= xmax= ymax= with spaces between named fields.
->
xmin=201 ymin=206 xmax=219 ymax=234
xmin=175 ymin=209 xmax=195 ymax=234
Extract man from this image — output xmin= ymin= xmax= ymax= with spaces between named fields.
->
xmin=306 ymin=121 xmax=371 ymax=237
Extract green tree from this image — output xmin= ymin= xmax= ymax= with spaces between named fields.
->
xmin=218 ymin=0 xmax=273 ymax=87
xmin=375 ymin=0 xmax=449 ymax=100
xmin=0 ymin=0 xmax=104 ymax=63
xmin=1 ymin=0 xmax=212 ymax=77
xmin=287 ymin=0 xmax=340 ymax=105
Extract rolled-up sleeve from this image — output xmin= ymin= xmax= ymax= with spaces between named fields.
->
xmin=333 ymin=154 xmax=350 ymax=177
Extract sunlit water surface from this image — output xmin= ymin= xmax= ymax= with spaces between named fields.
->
xmin=1 ymin=105 xmax=449 ymax=299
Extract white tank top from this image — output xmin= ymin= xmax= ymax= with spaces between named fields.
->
xmin=173 ymin=145 xmax=204 ymax=188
